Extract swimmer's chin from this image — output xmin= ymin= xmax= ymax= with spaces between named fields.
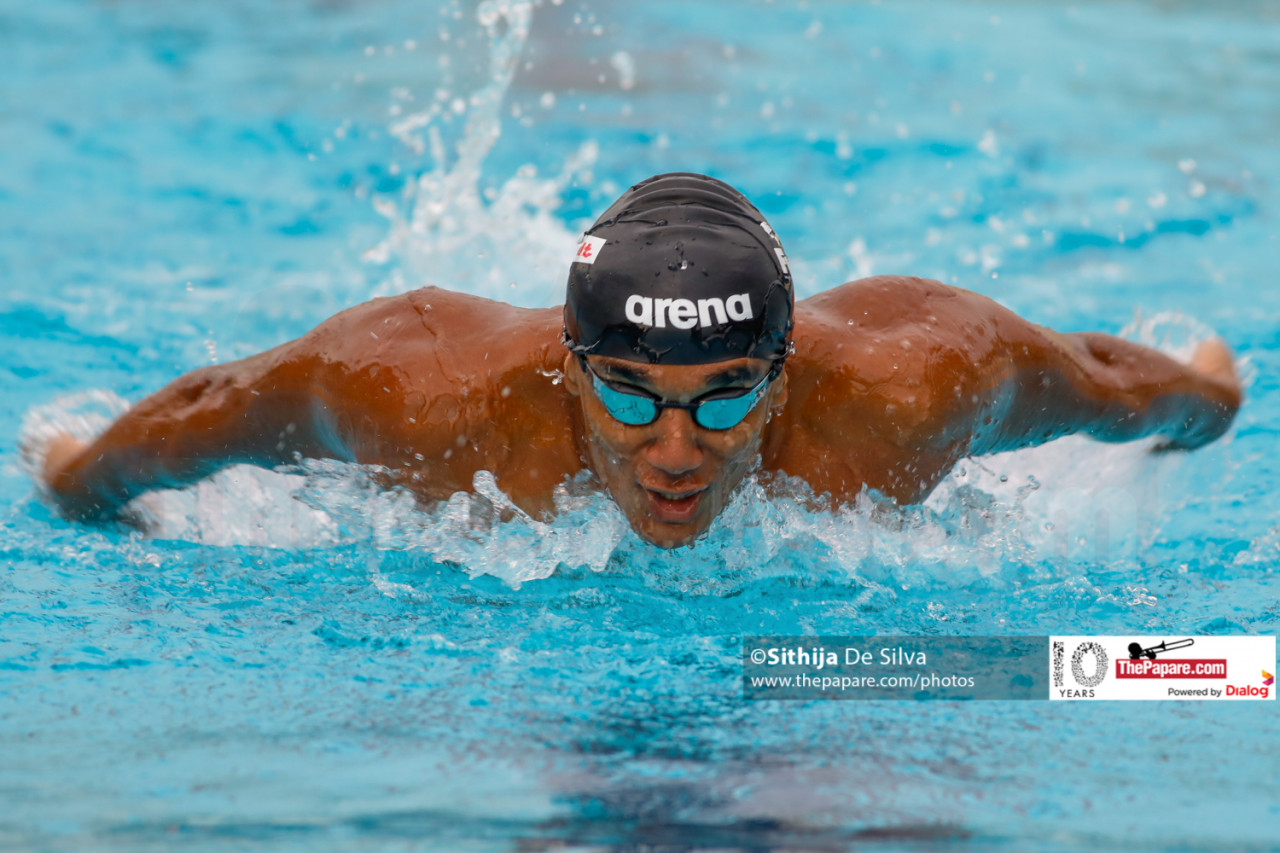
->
xmin=631 ymin=515 xmax=711 ymax=549
xmin=629 ymin=490 xmax=713 ymax=548
xmin=635 ymin=527 xmax=704 ymax=549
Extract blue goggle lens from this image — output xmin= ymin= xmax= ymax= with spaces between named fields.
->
xmin=586 ymin=366 xmax=773 ymax=431
xmin=697 ymin=382 xmax=769 ymax=429
xmin=589 ymin=376 xmax=659 ymax=425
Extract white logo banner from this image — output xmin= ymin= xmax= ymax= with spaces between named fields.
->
xmin=1050 ymin=635 xmax=1275 ymax=701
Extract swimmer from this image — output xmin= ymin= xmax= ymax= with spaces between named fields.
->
xmin=38 ymin=173 xmax=1242 ymax=547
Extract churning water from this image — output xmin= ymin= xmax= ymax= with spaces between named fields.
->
xmin=3 ymin=1 xmax=1278 ymax=849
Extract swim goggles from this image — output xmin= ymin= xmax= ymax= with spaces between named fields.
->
xmin=578 ymin=355 xmax=782 ymax=430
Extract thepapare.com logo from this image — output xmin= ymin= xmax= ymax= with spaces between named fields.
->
xmin=1051 ymin=636 xmax=1275 ymax=700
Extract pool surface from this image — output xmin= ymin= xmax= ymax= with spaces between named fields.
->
xmin=3 ymin=1 xmax=1278 ymax=849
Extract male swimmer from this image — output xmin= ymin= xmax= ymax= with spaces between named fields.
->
xmin=39 ymin=173 xmax=1242 ymax=548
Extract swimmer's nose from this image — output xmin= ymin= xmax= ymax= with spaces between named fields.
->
xmin=645 ymin=408 xmax=703 ymax=476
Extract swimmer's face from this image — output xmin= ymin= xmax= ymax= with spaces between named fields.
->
xmin=565 ymin=354 xmax=788 ymax=548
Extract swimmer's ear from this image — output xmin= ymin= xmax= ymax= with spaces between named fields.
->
xmin=563 ymin=352 xmax=581 ymax=397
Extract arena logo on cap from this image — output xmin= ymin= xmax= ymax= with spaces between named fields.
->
xmin=573 ymin=235 xmax=606 ymax=265
xmin=625 ymin=293 xmax=753 ymax=330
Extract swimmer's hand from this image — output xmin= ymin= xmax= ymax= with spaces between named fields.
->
xmin=37 ymin=432 xmax=152 ymax=530
xmin=40 ymin=433 xmax=89 ymax=502
xmin=1188 ymin=338 xmax=1241 ymax=399
xmin=1151 ymin=338 xmax=1243 ymax=452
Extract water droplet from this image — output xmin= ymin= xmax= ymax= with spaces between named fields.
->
xmin=610 ymin=51 xmax=636 ymax=91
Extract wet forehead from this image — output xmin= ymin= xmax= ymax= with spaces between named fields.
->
xmin=588 ymin=355 xmax=770 ymax=396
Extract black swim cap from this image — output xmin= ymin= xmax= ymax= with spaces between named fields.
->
xmin=563 ymin=172 xmax=793 ymax=365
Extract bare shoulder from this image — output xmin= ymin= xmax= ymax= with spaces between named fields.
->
xmin=280 ymin=287 xmax=564 ymax=382
xmin=765 ymin=276 xmax=1044 ymax=499
xmin=790 ymin=277 xmax=1020 ymax=438
xmin=275 ymin=287 xmax=573 ymax=480
xmin=293 ymin=287 xmax=506 ymax=360
xmin=796 ymin=275 xmax=1012 ymax=334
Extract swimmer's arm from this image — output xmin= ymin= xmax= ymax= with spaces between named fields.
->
xmin=41 ymin=345 xmax=350 ymax=521
xmin=970 ymin=332 xmax=1243 ymax=456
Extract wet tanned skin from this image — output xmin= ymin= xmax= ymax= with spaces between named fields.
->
xmin=42 ymin=276 xmax=1243 ymax=547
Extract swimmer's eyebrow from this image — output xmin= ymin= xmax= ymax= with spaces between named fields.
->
xmin=593 ymin=362 xmax=648 ymax=387
xmin=599 ymin=363 xmax=761 ymax=390
xmin=703 ymin=366 xmax=759 ymax=387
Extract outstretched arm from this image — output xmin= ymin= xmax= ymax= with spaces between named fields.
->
xmin=970 ymin=329 xmax=1242 ymax=457
xmin=37 ymin=287 xmax=575 ymax=523
xmin=36 ymin=292 xmax=432 ymax=521
xmin=40 ymin=342 xmax=347 ymax=521
xmin=778 ymin=277 xmax=1240 ymax=506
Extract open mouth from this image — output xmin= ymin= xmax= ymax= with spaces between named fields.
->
xmin=643 ymin=486 xmax=707 ymax=523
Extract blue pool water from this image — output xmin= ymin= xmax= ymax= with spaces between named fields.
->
xmin=3 ymin=0 xmax=1278 ymax=849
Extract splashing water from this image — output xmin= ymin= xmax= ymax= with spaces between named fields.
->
xmin=12 ymin=2 xmax=1247 ymax=600
xmin=15 ymin=366 xmax=1222 ymax=597
xmin=364 ymin=0 xmax=597 ymax=305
